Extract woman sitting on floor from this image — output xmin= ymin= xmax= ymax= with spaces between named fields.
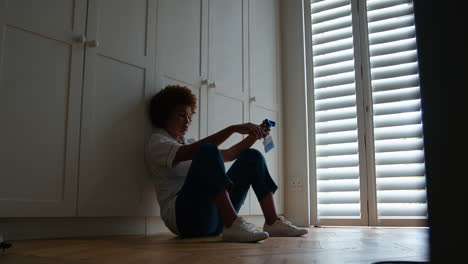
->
xmin=145 ymin=85 xmax=307 ymax=242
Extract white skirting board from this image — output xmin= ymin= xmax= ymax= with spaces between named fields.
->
xmin=0 ymin=215 xmax=266 ymax=241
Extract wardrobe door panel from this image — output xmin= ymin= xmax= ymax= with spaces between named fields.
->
xmin=248 ymin=0 xmax=282 ymax=214
xmin=206 ymin=0 xmax=250 ymax=215
xmin=78 ymin=0 xmax=158 ymax=216
xmin=249 ymin=0 xmax=279 ymax=110
xmin=0 ymin=0 xmax=86 ymax=217
xmin=155 ymin=0 xmax=203 ymax=140
xmin=208 ymin=0 xmax=244 ymax=99
xmin=156 ymin=0 xmax=202 ymax=88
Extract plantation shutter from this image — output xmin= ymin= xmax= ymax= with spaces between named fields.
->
xmin=366 ymin=0 xmax=428 ymax=219
xmin=310 ymin=0 xmax=363 ymax=220
xmin=309 ymin=0 xmax=428 ymax=226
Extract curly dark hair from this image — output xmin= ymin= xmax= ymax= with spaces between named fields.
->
xmin=148 ymin=85 xmax=197 ymax=128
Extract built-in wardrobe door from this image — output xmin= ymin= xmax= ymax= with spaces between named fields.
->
xmin=248 ymin=0 xmax=282 ymax=215
xmin=78 ymin=0 xmax=158 ymax=216
xmin=154 ymin=0 xmax=202 ymax=141
xmin=206 ymin=0 xmax=250 ymax=215
xmin=0 ymin=0 xmax=86 ymax=217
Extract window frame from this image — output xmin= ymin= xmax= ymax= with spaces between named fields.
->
xmin=304 ymin=0 xmax=428 ymax=227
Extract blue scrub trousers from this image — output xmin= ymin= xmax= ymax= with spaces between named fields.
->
xmin=175 ymin=143 xmax=278 ymax=237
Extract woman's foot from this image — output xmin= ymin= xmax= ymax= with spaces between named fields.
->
xmin=263 ymin=216 xmax=308 ymax=237
xmin=222 ymin=216 xmax=269 ymax=242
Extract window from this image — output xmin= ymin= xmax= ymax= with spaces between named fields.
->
xmin=306 ymin=0 xmax=427 ymax=226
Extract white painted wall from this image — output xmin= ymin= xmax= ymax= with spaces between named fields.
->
xmin=280 ymin=0 xmax=311 ymax=226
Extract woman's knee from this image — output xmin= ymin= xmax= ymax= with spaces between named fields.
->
xmin=196 ymin=142 xmax=221 ymax=157
xmin=192 ymin=143 xmax=229 ymax=184
xmin=200 ymin=142 xmax=218 ymax=151
xmin=238 ymin=148 xmax=266 ymax=166
xmin=232 ymin=149 xmax=269 ymax=184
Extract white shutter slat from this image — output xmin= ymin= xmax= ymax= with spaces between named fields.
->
xmin=374 ymin=124 xmax=422 ymax=140
xmin=316 ymin=142 xmax=358 ymax=156
xmin=371 ymin=62 xmax=418 ymax=80
xmin=377 ymin=177 xmax=426 ymax=191
xmin=373 ymin=111 xmax=422 ymax=128
xmin=378 ymin=204 xmax=427 ymax=217
xmin=370 ymin=38 xmax=417 ymax=57
xmin=314 ymin=72 xmax=355 ymax=89
xmin=376 ymin=163 xmax=425 ymax=178
xmin=374 ymin=138 xmax=424 ymax=152
xmin=315 ymin=95 xmax=356 ymax=111
xmin=317 ymin=179 xmax=360 ymax=192
xmin=314 ymin=49 xmax=354 ymax=66
xmin=316 ymin=117 xmax=357 ymax=133
xmin=314 ymin=37 xmax=354 ymax=56
xmin=367 ymin=3 xmax=414 ymax=23
xmin=368 ymin=26 xmax=415 ymax=45
xmin=373 ymin=99 xmax=421 ymax=116
xmin=375 ymin=150 xmax=425 ymax=165
xmin=373 ymin=87 xmax=421 ymax=104
xmin=316 ymin=107 xmax=357 ymax=122
xmin=312 ymin=15 xmax=352 ymax=35
xmin=312 ymin=4 xmax=351 ymax=24
xmin=318 ymin=191 xmax=360 ymax=204
xmin=377 ymin=190 xmax=427 ymax=203
xmin=317 ymin=166 xmax=360 ymax=180
xmin=367 ymin=0 xmax=412 ymax=11
xmin=314 ymin=60 xmax=355 ymax=78
xmin=317 ymin=154 xmax=359 ymax=168
xmin=315 ymin=83 xmax=355 ymax=100
xmin=368 ymin=14 xmax=414 ymax=34
xmin=371 ymin=75 xmax=419 ymax=92
xmin=313 ymin=27 xmax=353 ymax=45
xmin=316 ymin=130 xmax=358 ymax=145
xmin=370 ymin=50 xmax=417 ymax=68
xmin=311 ymin=0 xmax=349 ymax=14
xmin=318 ymin=204 xmax=360 ymax=217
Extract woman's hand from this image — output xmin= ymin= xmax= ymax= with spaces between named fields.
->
xmin=260 ymin=120 xmax=271 ymax=136
xmin=231 ymin=122 xmax=270 ymax=140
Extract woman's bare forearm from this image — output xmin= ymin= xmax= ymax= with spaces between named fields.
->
xmin=198 ymin=125 xmax=235 ymax=146
xmin=174 ymin=122 xmax=265 ymax=164
xmin=225 ymin=134 xmax=258 ymax=161
xmin=173 ymin=126 xmax=235 ymax=164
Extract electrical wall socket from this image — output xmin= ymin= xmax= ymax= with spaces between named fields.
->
xmin=288 ymin=177 xmax=302 ymax=186
xmin=288 ymin=177 xmax=305 ymax=192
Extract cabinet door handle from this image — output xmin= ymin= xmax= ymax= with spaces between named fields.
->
xmin=201 ymin=79 xmax=215 ymax=88
xmin=208 ymin=82 xmax=216 ymax=89
xmin=86 ymin=40 xmax=100 ymax=48
xmin=250 ymin=96 xmax=256 ymax=102
xmin=74 ymin=34 xmax=86 ymax=44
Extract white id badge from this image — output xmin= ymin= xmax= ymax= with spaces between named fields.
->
xmin=263 ymin=134 xmax=275 ymax=153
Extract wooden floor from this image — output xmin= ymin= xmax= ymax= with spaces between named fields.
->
xmin=1 ymin=227 xmax=429 ymax=264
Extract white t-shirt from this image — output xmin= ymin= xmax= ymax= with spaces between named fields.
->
xmin=144 ymin=127 xmax=196 ymax=235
